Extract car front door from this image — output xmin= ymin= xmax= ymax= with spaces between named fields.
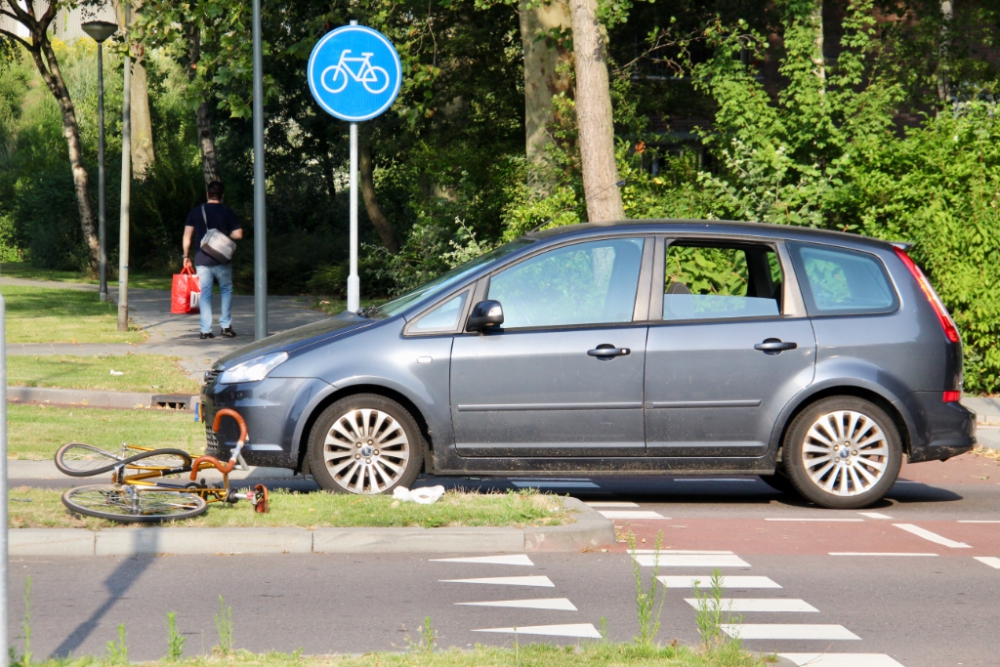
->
xmin=451 ymin=236 xmax=652 ymax=457
xmin=645 ymin=237 xmax=816 ymax=457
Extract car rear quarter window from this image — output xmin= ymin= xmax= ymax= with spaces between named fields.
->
xmin=789 ymin=242 xmax=898 ymax=315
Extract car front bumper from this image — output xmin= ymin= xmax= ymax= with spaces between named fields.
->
xmin=201 ymin=374 xmax=333 ymax=470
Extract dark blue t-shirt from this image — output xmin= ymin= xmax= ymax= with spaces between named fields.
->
xmin=185 ymin=203 xmax=241 ymax=266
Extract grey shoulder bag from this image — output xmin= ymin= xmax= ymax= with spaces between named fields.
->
xmin=199 ymin=205 xmax=237 ymax=263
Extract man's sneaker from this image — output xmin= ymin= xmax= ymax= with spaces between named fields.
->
xmin=200 ymin=332 xmax=214 ymax=340
xmin=221 ymin=327 xmax=237 ymax=338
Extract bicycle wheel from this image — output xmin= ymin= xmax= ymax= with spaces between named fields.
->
xmin=124 ymin=449 xmax=192 ymax=474
xmin=62 ymin=484 xmax=208 ymax=523
xmin=55 ymin=443 xmax=124 ymax=477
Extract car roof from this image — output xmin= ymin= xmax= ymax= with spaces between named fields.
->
xmin=525 ymin=219 xmax=898 ymax=252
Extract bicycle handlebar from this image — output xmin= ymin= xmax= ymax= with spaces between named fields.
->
xmin=189 ymin=408 xmax=248 ymax=479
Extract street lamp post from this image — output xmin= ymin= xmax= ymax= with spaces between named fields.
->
xmin=81 ymin=19 xmax=118 ymax=303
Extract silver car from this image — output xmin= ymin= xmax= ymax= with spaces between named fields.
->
xmin=202 ymin=220 xmax=975 ymax=509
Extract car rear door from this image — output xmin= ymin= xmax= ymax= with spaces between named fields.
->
xmin=450 ymin=235 xmax=653 ymax=457
xmin=644 ymin=236 xmax=816 ymax=457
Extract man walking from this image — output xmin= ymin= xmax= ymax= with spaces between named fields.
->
xmin=182 ymin=181 xmax=243 ymax=339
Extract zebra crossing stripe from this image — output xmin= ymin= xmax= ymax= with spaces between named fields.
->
xmin=598 ymin=510 xmax=666 ymax=520
xmin=635 ymin=554 xmax=750 ymax=568
xmin=684 ymin=598 xmax=818 ymax=612
xmin=430 ymin=555 xmax=534 ymax=566
xmin=974 ymin=556 xmax=1000 ymax=569
xmin=659 ymin=575 xmax=781 ymax=589
xmin=722 ymin=624 xmax=860 ymax=640
xmin=894 ymin=523 xmax=971 ymax=549
xmin=779 ymin=654 xmax=904 ymax=667
xmin=473 ymin=623 xmax=602 ymax=639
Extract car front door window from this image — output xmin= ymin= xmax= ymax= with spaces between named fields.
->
xmin=488 ymin=238 xmax=645 ymax=328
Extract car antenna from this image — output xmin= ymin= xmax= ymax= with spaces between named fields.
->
xmin=527 ymin=180 xmax=627 ymax=235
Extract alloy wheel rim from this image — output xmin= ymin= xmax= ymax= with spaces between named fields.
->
xmin=322 ymin=408 xmax=410 ymax=494
xmin=801 ymin=409 xmax=889 ymax=496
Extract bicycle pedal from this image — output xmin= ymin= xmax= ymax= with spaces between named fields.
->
xmin=253 ymin=484 xmax=269 ymax=514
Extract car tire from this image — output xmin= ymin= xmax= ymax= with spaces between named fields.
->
xmin=307 ymin=393 xmax=424 ymax=495
xmin=783 ymin=396 xmax=902 ymax=509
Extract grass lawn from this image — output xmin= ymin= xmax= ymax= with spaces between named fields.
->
xmin=1 ymin=262 xmax=174 ymax=291
xmin=0 ymin=285 xmax=144 ymax=344
xmin=7 ymin=404 xmax=202 ymax=460
xmin=7 ymin=644 xmax=773 ymax=667
xmin=7 ymin=354 xmax=200 ymax=394
xmin=9 ymin=487 xmax=571 ymax=530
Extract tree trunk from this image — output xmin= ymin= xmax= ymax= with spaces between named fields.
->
xmin=811 ymin=0 xmax=825 ymax=85
xmin=359 ymin=140 xmax=398 ymax=253
xmin=937 ymin=0 xmax=953 ymax=104
xmin=568 ymin=0 xmax=624 ymax=223
xmin=35 ymin=37 xmax=100 ymax=272
xmin=114 ymin=0 xmax=155 ymax=176
xmin=185 ymin=21 xmax=220 ymax=185
xmin=519 ymin=0 xmax=573 ymax=164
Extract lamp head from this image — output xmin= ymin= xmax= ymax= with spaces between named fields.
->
xmin=81 ymin=20 xmax=118 ymax=43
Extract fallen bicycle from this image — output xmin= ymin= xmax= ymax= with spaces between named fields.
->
xmin=55 ymin=408 xmax=269 ymax=523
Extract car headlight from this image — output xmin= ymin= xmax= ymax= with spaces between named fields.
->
xmin=219 ymin=351 xmax=289 ymax=384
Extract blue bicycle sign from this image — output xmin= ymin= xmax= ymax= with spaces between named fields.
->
xmin=307 ymin=25 xmax=402 ymax=122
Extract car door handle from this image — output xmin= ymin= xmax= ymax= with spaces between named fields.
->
xmin=754 ymin=338 xmax=797 ymax=354
xmin=588 ymin=345 xmax=631 ymax=359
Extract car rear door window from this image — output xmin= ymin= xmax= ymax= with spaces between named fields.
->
xmin=488 ymin=238 xmax=645 ymax=328
xmin=789 ymin=242 xmax=897 ymax=315
xmin=662 ymin=242 xmax=782 ymax=320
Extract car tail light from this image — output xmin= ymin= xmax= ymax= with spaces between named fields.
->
xmin=893 ymin=247 xmax=960 ymax=344
xmin=943 ymin=391 xmax=961 ymax=403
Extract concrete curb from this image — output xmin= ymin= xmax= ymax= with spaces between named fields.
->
xmin=964 ymin=397 xmax=1000 ymax=425
xmin=7 ymin=386 xmax=197 ymax=411
xmin=6 ymin=459 xmax=300 ymax=481
xmin=7 ymin=497 xmax=616 ymax=556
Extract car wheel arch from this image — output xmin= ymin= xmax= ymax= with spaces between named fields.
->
xmin=294 ymin=383 xmax=434 ymax=475
xmin=772 ymin=383 xmax=914 ymax=465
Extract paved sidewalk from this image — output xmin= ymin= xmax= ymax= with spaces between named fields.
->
xmin=2 ymin=276 xmax=331 ymax=379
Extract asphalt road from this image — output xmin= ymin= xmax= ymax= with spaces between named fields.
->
xmin=10 ymin=452 xmax=1000 ymax=667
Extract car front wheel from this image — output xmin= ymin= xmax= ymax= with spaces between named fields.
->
xmin=783 ymin=396 xmax=902 ymax=509
xmin=307 ymin=394 xmax=424 ymax=494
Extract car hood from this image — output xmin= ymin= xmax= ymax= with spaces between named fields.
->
xmin=212 ymin=313 xmax=374 ymax=370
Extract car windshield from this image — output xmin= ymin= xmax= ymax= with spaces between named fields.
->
xmin=368 ymin=239 xmax=534 ymax=318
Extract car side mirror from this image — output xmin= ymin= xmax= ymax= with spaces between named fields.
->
xmin=466 ymin=300 xmax=504 ymax=333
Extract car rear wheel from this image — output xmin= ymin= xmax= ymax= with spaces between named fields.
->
xmin=783 ymin=396 xmax=902 ymax=509
xmin=307 ymin=394 xmax=423 ymax=494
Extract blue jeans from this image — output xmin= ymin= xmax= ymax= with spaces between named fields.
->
xmin=196 ymin=264 xmax=233 ymax=334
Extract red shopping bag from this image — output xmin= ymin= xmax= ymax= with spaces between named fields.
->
xmin=171 ymin=266 xmax=201 ymax=314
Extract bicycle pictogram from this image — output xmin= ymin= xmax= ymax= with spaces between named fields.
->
xmin=321 ymin=50 xmax=390 ymax=95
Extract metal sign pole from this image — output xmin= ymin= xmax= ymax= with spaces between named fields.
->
xmin=97 ymin=40 xmax=107 ymax=302
xmin=348 ymin=121 xmax=359 ymax=313
xmin=252 ymin=0 xmax=268 ymax=340
xmin=0 ymin=293 xmax=8 ymax=667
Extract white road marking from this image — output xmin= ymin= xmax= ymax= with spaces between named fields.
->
xmin=829 ymin=552 xmax=938 ymax=557
xmin=894 ymin=523 xmax=971 ymax=548
xmin=473 ymin=623 xmax=602 ymax=639
xmin=511 ymin=481 xmax=600 ymax=489
xmin=659 ymin=575 xmax=781 ymax=589
xmin=457 ymin=598 xmax=578 ymax=611
xmin=430 ymin=555 xmax=534 ymax=566
xmin=780 ymin=654 xmax=905 ymax=667
xmin=683 ymin=598 xmax=818 ymax=613
xmin=765 ymin=518 xmax=865 ymax=522
xmin=633 ymin=549 xmax=734 ymax=554
xmin=974 ymin=556 xmax=1000 ymax=569
xmin=441 ymin=576 xmax=555 ymax=587
xmin=857 ymin=512 xmax=892 ymax=519
xmin=723 ymin=624 xmax=860 ymax=640
xmin=958 ymin=520 xmax=1000 ymax=523
xmin=673 ymin=477 xmax=758 ymax=482
xmin=635 ymin=554 xmax=750 ymax=568
xmin=598 ymin=510 xmax=666 ymax=520
xmin=584 ymin=501 xmax=639 ymax=508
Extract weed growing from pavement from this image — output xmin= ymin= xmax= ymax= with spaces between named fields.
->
xmin=214 ymin=596 xmax=234 ymax=656
xmin=418 ymin=617 xmax=436 ymax=653
xmin=628 ymin=530 xmax=666 ymax=648
xmin=167 ymin=612 xmax=185 ymax=661
xmin=106 ymin=624 xmax=128 ymax=664
xmin=692 ymin=569 xmax=766 ymax=666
